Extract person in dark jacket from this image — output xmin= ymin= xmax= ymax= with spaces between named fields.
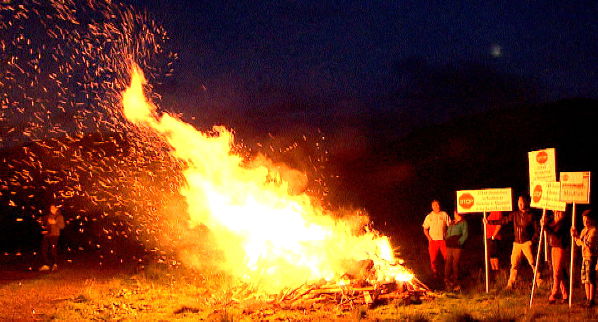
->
xmin=486 ymin=195 xmax=543 ymax=289
xmin=39 ymin=204 xmax=65 ymax=272
xmin=543 ymin=210 xmax=569 ymax=303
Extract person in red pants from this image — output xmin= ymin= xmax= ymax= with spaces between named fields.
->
xmin=423 ymin=200 xmax=451 ymax=280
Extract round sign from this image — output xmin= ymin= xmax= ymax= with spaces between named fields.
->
xmin=533 ymin=184 xmax=543 ymax=203
xmin=536 ymin=151 xmax=548 ymax=164
xmin=459 ymin=193 xmax=475 ymax=210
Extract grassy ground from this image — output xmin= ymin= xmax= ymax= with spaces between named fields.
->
xmin=2 ymin=261 xmax=598 ymax=321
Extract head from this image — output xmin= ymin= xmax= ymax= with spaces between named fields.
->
xmin=454 ymin=210 xmax=463 ymax=221
xmin=431 ymin=200 xmax=441 ymax=213
xmin=49 ymin=204 xmax=58 ymax=215
xmin=582 ymin=209 xmax=595 ymax=227
xmin=517 ymin=195 xmax=530 ymax=211
xmin=554 ymin=210 xmax=564 ymax=221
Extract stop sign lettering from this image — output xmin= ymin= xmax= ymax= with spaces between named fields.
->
xmin=459 ymin=193 xmax=475 ymax=209
xmin=533 ymin=185 xmax=543 ymax=203
xmin=536 ymin=151 xmax=548 ymax=164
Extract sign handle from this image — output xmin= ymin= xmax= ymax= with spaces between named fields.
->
xmin=530 ymin=208 xmax=546 ymax=308
xmin=569 ymin=202 xmax=576 ymax=308
xmin=544 ymin=230 xmax=549 ymax=262
xmin=483 ymin=212 xmax=489 ymax=293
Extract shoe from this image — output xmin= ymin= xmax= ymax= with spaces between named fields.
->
xmin=51 ymin=264 xmax=58 ymax=271
xmin=585 ymin=300 xmax=595 ymax=308
xmin=548 ymin=298 xmax=556 ymax=304
xmin=505 ymin=283 xmax=514 ymax=290
xmin=39 ymin=265 xmax=50 ymax=271
xmin=536 ymin=278 xmax=544 ymax=287
xmin=559 ymin=298 xmax=568 ymax=304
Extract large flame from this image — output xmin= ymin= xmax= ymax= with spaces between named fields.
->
xmin=122 ymin=64 xmax=413 ymax=292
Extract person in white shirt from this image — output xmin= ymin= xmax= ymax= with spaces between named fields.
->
xmin=422 ymin=200 xmax=451 ymax=279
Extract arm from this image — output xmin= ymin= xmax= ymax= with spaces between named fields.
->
xmin=491 ymin=225 xmax=502 ymax=239
xmin=423 ymin=227 xmax=432 ymax=242
xmin=487 ymin=212 xmax=512 ymax=225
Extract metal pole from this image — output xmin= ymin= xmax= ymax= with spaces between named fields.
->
xmin=530 ymin=208 xmax=546 ymax=308
xmin=483 ymin=212 xmax=489 ymax=293
xmin=569 ymin=202 xmax=576 ymax=308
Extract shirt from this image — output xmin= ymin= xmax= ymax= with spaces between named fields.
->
xmin=422 ymin=211 xmax=450 ymax=241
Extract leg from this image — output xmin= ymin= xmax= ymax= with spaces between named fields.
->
xmin=508 ymin=242 xmax=523 ymax=287
xmin=49 ymin=236 xmax=59 ymax=266
xmin=40 ymin=236 xmax=49 ymax=266
xmin=452 ymin=248 xmax=462 ymax=281
xmin=428 ymin=241 xmax=440 ymax=276
xmin=549 ymin=247 xmax=560 ymax=301
xmin=521 ymin=241 xmax=541 ymax=282
xmin=444 ymin=248 xmax=454 ymax=283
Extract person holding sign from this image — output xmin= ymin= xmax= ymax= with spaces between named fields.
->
xmin=571 ymin=209 xmax=597 ymax=307
xmin=543 ymin=210 xmax=569 ymax=304
xmin=486 ymin=211 xmax=504 ymax=272
xmin=486 ymin=195 xmax=543 ymax=289
xmin=444 ymin=211 xmax=469 ymax=291
xmin=422 ymin=200 xmax=451 ymax=280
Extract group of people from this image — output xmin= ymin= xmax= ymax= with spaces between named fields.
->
xmin=422 ymin=196 xmax=596 ymax=307
xmin=422 ymin=199 xmax=469 ymax=291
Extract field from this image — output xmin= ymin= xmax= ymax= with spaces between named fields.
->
xmin=2 ymin=259 xmax=598 ymax=321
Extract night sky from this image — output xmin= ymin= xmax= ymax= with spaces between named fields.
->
xmin=132 ymin=0 xmax=596 ymax=132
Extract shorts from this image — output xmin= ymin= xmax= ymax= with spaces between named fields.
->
xmin=581 ymin=257 xmax=597 ymax=285
xmin=487 ymin=239 xmax=500 ymax=258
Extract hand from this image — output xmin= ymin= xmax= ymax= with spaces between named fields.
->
xmin=541 ymin=217 xmax=547 ymax=226
xmin=571 ymin=227 xmax=578 ymax=237
xmin=483 ymin=218 xmax=488 ymax=225
xmin=48 ymin=218 xmax=56 ymax=225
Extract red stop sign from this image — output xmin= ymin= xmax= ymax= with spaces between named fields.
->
xmin=459 ymin=193 xmax=475 ymax=210
xmin=533 ymin=185 xmax=543 ymax=203
xmin=536 ymin=151 xmax=548 ymax=164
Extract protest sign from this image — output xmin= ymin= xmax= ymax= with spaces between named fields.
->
xmin=457 ymin=188 xmax=512 ymax=213
xmin=560 ymin=171 xmax=591 ymax=204
xmin=530 ymin=181 xmax=566 ymax=211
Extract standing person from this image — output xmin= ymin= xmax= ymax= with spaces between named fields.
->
xmin=39 ymin=204 xmax=65 ymax=272
xmin=486 ymin=195 xmax=543 ymax=289
xmin=486 ymin=211 xmax=504 ymax=272
xmin=445 ymin=211 xmax=468 ymax=291
xmin=571 ymin=209 xmax=597 ymax=307
xmin=543 ymin=210 xmax=569 ymax=304
xmin=422 ymin=200 xmax=451 ymax=280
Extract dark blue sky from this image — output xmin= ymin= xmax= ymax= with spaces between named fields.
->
xmin=128 ymin=1 xmax=597 ymax=137
xmin=138 ymin=0 xmax=596 ymax=98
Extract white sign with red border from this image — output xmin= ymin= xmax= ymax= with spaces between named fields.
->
xmin=560 ymin=171 xmax=591 ymax=204
xmin=457 ymin=188 xmax=513 ymax=213
xmin=528 ymin=148 xmax=556 ymax=185
xmin=530 ymin=181 xmax=566 ymax=211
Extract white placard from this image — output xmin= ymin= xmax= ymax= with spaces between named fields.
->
xmin=528 ymin=148 xmax=556 ymax=185
xmin=560 ymin=171 xmax=591 ymax=204
xmin=530 ymin=181 xmax=566 ymax=211
xmin=457 ymin=188 xmax=513 ymax=213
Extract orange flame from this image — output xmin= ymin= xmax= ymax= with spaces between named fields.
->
xmin=122 ymin=64 xmax=413 ymax=292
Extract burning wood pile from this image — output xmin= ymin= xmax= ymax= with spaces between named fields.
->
xmin=259 ymin=259 xmax=432 ymax=310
